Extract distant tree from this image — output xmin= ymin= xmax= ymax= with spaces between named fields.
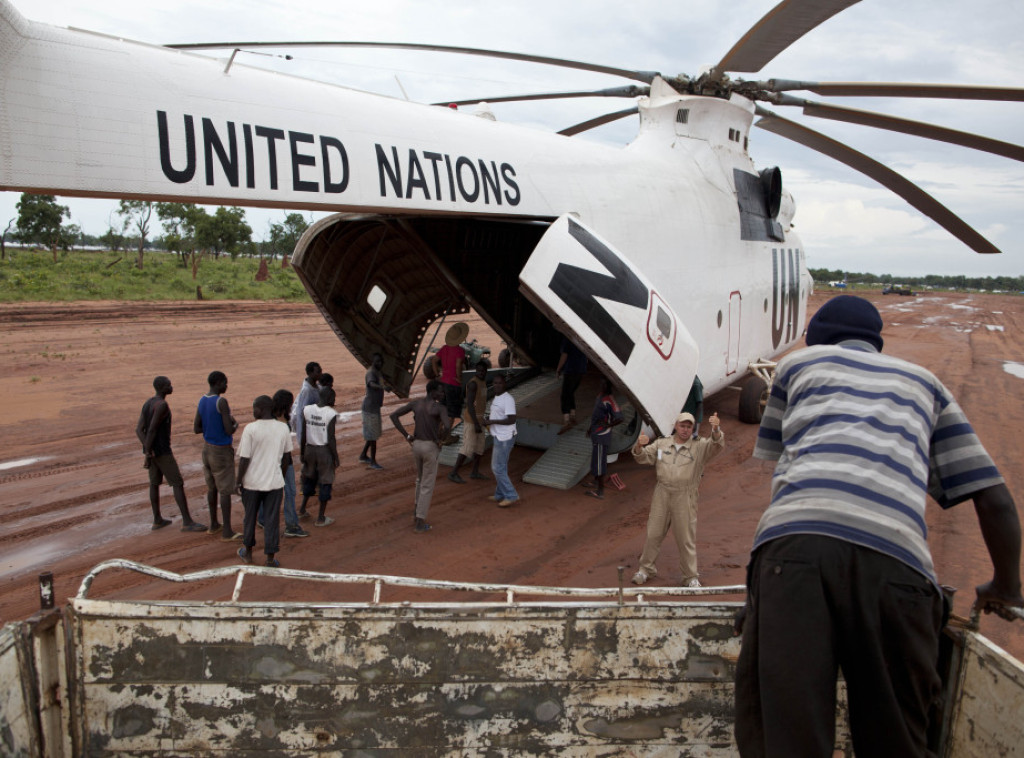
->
xmin=117 ymin=200 xmax=154 ymax=269
xmin=267 ymin=212 xmax=310 ymax=267
xmin=266 ymin=222 xmax=286 ymax=265
xmin=100 ymin=212 xmax=127 ymax=253
xmin=156 ymin=202 xmax=206 ymax=267
xmin=100 ymin=225 xmax=126 ymax=253
xmin=1 ymin=217 xmax=14 ymax=260
xmin=60 ymin=223 xmax=82 ymax=251
xmin=15 ymin=193 xmax=70 ymax=260
xmin=205 ymin=207 xmax=252 ymax=259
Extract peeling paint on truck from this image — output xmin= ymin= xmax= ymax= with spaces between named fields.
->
xmin=3 ymin=563 xmax=1022 ymax=755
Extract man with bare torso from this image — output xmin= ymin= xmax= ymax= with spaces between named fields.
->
xmin=136 ymin=375 xmax=205 ymax=532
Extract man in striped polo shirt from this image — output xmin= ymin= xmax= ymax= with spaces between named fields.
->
xmin=735 ymin=295 xmax=1023 ymax=758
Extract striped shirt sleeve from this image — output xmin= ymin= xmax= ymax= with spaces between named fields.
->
xmin=927 ymin=394 xmax=1003 ymax=508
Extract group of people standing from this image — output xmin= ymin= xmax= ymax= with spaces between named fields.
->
xmin=134 ymin=296 xmax=1022 ymax=755
xmin=135 ymin=359 xmax=365 ymax=567
xmin=384 ymin=321 xmax=522 ymax=533
xmin=390 ymin=369 xmax=521 ymax=533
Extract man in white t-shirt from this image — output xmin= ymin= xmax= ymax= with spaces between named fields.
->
xmin=236 ymin=395 xmax=293 ymax=568
xmin=300 ymin=387 xmax=340 ymax=527
xmin=484 ymin=374 xmax=518 ymax=507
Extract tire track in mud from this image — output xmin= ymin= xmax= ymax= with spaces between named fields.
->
xmin=0 ymin=301 xmax=315 ymax=325
xmin=0 ymin=478 xmax=173 ymax=530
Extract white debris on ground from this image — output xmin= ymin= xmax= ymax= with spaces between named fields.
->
xmin=881 ymin=295 xmax=1013 ymax=336
xmin=0 ymin=456 xmax=51 ymax=471
xmin=1003 ymin=362 xmax=1024 ymax=380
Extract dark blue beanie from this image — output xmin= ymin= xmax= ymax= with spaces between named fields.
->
xmin=806 ymin=295 xmax=884 ymax=351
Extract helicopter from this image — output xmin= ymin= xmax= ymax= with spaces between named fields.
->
xmin=1 ymin=0 xmax=1021 ymax=436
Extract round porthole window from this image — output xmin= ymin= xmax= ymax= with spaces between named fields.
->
xmin=763 ymin=298 xmax=768 ymax=312
xmin=717 ymin=310 xmax=723 ymax=328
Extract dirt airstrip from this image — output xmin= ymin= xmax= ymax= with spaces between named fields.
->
xmin=1 ymin=290 xmax=1022 ymax=661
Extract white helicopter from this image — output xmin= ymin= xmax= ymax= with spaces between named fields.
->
xmin=1 ymin=0 xmax=1021 ymax=437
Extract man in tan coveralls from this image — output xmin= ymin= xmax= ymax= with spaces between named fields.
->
xmin=630 ymin=411 xmax=724 ymax=588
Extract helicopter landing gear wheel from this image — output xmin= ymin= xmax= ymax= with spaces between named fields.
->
xmin=738 ymin=376 xmax=769 ymax=424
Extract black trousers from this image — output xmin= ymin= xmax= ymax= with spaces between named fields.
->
xmin=560 ymin=372 xmax=584 ymax=414
xmin=735 ymin=534 xmax=943 ymax=758
xmin=241 ymin=487 xmax=282 ymax=557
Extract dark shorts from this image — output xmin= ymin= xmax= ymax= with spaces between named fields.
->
xmin=302 ymin=480 xmax=333 ymax=501
xmin=590 ymin=437 xmax=610 ymax=477
xmin=301 ymin=444 xmax=336 ymax=485
xmin=148 ymin=453 xmax=183 ymax=488
xmin=442 ymin=382 xmax=464 ymax=419
xmin=202 ymin=443 xmax=235 ymax=495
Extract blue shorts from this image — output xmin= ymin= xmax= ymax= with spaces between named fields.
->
xmin=590 ymin=438 xmax=610 ymax=477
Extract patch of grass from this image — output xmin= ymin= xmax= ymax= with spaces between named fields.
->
xmin=0 ymin=248 xmax=310 ymax=302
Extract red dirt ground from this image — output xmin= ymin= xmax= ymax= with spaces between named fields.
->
xmin=1 ymin=291 xmax=1022 ymax=659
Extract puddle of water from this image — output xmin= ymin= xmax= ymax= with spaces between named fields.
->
xmin=1004 ymin=362 xmax=1024 ymax=380
xmin=986 ymin=325 xmax=1005 ymax=332
xmin=0 ymin=456 xmax=53 ymax=471
xmin=2 ymin=542 xmax=69 ymax=575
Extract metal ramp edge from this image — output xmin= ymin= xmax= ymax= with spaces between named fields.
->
xmin=521 ymin=428 xmax=593 ymax=490
xmin=522 ymin=400 xmax=641 ymax=490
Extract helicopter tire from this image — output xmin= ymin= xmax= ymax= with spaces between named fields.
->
xmin=738 ymin=376 xmax=769 ymax=424
xmin=498 ymin=348 xmax=511 ymax=368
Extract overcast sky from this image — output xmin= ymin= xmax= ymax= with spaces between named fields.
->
xmin=3 ymin=0 xmax=1022 ymax=277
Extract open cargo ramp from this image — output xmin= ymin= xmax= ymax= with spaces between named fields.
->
xmin=521 ymin=398 xmax=641 ymax=490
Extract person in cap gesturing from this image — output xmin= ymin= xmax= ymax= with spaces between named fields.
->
xmin=630 ymin=409 xmax=724 ymax=588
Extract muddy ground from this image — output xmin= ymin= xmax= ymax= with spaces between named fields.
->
xmin=1 ymin=290 xmax=1022 ymax=660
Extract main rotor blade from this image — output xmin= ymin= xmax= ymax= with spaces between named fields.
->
xmin=558 ymin=107 xmax=639 ymax=136
xmin=771 ymin=95 xmax=1024 ymax=162
xmin=166 ymin=40 xmax=660 ymax=84
xmin=753 ymin=107 xmax=1001 ymax=254
xmin=437 ymin=85 xmax=649 ymax=107
xmin=716 ymin=0 xmax=861 ymax=74
xmin=767 ymin=80 xmax=1024 ymax=101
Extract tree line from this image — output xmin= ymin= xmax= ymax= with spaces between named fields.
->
xmin=2 ymin=194 xmax=310 ymax=274
xmin=810 ymin=268 xmax=1024 ymax=293
xmin=8 ymin=196 xmax=1021 ymax=292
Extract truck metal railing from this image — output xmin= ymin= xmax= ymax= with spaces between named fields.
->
xmin=76 ymin=558 xmax=746 ymax=606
